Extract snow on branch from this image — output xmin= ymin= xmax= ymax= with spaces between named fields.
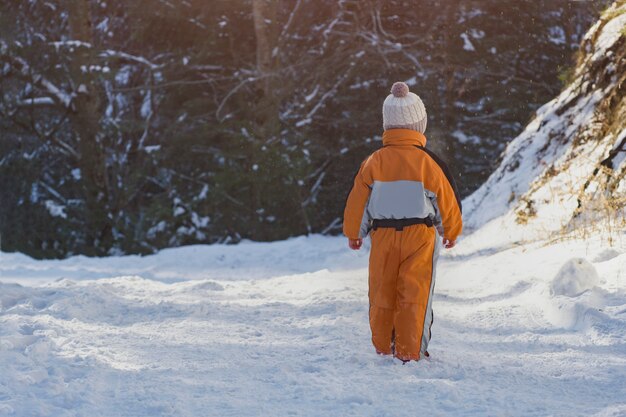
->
xmin=100 ymin=50 xmax=161 ymax=70
xmin=0 ymin=46 xmax=73 ymax=109
xmin=276 ymin=0 xmax=303 ymax=52
xmin=189 ymin=64 xmax=224 ymax=72
xmin=16 ymin=97 xmax=56 ymax=107
xmin=48 ymin=40 xmax=161 ymax=71
xmin=296 ymin=71 xmax=351 ymax=127
xmin=215 ymin=75 xmax=271 ymax=122
xmin=50 ymin=40 xmax=93 ymax=50
xmin=301 ymin=171 xmax=326 ymax=207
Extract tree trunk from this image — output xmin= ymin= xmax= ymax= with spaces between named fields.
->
xmin=441 ymin=2 xmax=457 ymax=158
xmin=251 ymin=0 xmax=310 ymax=235
xmin=66 ymin=0 xmax=112 ymax=254
xmin=252 ymin=0 xmax=276 ymax=95
xmin=251 ymin=0 xmax=280 ymax=139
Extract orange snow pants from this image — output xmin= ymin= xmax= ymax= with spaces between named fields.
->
xmin=368 ymin=223 xmax=438 ymax=361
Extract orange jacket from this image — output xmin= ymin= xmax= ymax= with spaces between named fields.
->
xmin=343 ymin=129 xmax=463 ymax=241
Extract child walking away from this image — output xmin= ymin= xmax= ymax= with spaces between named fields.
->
xmin=343 ymin=82 xmax=463 ymax=363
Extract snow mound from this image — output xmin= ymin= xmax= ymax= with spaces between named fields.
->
xmin=542 ymin=257 xmax=608 ymax=330
xmin=543 ymin=292 xmax=607 ymax=330
xmin=0 ymin=234 xmax=365 ymax=285
xmin=550 ymin=258 xmax=601 ymax=297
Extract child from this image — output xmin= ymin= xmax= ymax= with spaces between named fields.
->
xmin=343 ymin=82 xmax=463 ymax=362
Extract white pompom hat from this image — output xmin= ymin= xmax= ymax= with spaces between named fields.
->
xmin=382 ymin=82 xmax=427 ymax=133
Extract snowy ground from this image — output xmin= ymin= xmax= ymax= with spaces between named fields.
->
xmin=1 ymin=230 xmax=626 ymax=417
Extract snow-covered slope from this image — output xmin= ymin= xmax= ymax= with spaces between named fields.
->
xmin=464 ymin=1 xmax=626 ymax=246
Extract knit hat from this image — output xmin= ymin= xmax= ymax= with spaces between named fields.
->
xmin=382 ymin=82 xmax=427 ymax=133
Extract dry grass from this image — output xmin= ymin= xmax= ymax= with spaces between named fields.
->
xmin=602 ymin=0 xmax=626 ymax=21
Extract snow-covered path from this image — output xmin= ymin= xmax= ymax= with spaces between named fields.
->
xmin=1 ymin=234 xmax=626 ymax=417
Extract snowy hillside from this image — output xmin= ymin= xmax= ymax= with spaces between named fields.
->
xmin=464 ymin=1 xmax=626 ymax=246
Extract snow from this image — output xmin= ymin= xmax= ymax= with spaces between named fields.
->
xmin=304 ymin=85 xmax=319 ymax=102
xmin=610 ymin=128 xmax=626 ymax=170
xmin=50 ymin=40 xmax=92 ymax=51
xmin=548 ymin=26 xmax=566 ymax=45
xmin=141 ymin=90 xmax=152 ymax=119
xmin=550 ymin=258 xmax=601 ymax=297
xmin=295 ymin=118 xmax=312 ymax=127
xmin=44 ymin=200 xmax=67 ymax=219
xmin=1 ymin=231 xmax=625 ymax=416
xmin=592 ymin=8 xmax=626 ymax=62
xmin=12 ymin=55 xmax=73 ymax=108
xmin=195 ymin=184 xmax=209 ymax=200
xmin=144 ymin=145 xmax=161 ymax=153
xmin=404 ymin=76 xmax=417 ymax=86
xmin=96 ymin=17 xmax=110 ymax=33
xmin=460 ymin=33 xmax=475 ymax=51
xmin=463 ymin=7 xmax=625 ymax=239
xmin=462 ymin=58 xmax=612 ymax=240
xmin=1 ymin=5 xmax=625 ymax=416
xmin=17 ymin=97 xmax=55 ymax=106
xmin=101 ymin=50 xmax=159 ymax=70
xmin=146 ymin=221 xmax=167 ymax=240
xmin=71 ymin=169 xmax=81 ymax=181
xmin=452 ymin=130 xmax=480 ymax=145
xmin=191 ymin=212 xmax=210 ymax=229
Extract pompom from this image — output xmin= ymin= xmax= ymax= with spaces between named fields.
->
xmin=390 ymin=82 xmax=409 ymax=98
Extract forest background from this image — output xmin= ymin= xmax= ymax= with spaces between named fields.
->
xmin=0 ymin=0 xmax=607 ymax=258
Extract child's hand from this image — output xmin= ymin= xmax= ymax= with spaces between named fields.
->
xmin=348 ymin=238 xmax=363 ymax=250
xmin=442 ymin=238 xmax=456 ymax=249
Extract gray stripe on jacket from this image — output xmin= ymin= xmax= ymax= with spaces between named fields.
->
xmin=360 ymin=180 xmax=438 ymax=236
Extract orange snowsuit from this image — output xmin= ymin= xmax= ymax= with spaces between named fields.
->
xmin=343 ymin=129 xmax=463 ymax=361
